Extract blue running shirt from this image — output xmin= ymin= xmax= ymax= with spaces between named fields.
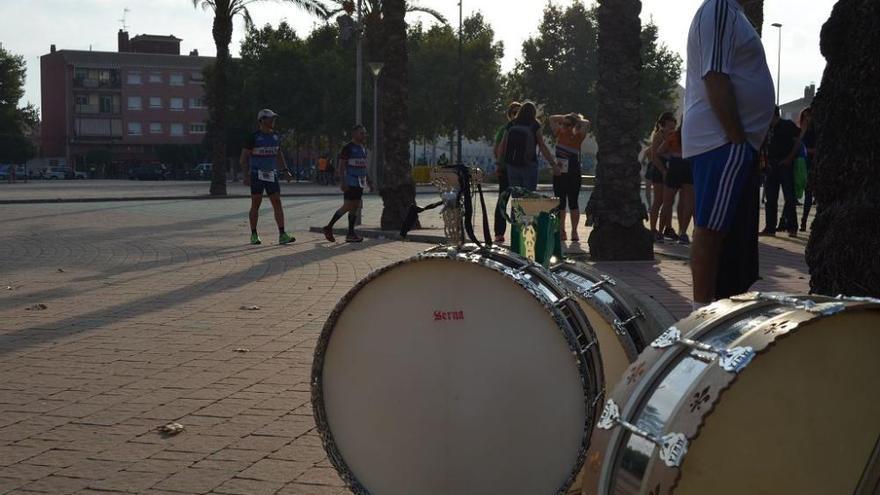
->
xmin=244 ymin=131 xmax=281 ymax=171
xmin=339 ymin=142 xmax=368 ymax=187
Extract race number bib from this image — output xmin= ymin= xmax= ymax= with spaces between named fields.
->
xmin=258 ymin=169 xmax=276 ymax=182
xmin=358 ymin=176 xmax=368 ymax=189
xmin=558 ymin=158 xmax=569 ymax=174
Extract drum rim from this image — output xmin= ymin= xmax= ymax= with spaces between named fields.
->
xmin=312 ymin=245 xmax=601 ymax=495
xmin=588 ymin=293 xmax=880 ymax=494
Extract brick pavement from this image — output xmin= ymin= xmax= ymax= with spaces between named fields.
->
xmin=0 ymin=197 xmax=811 ymax=494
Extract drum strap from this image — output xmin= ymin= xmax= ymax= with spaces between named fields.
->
xmin=455 ymin=164 xmax=492 ymax=248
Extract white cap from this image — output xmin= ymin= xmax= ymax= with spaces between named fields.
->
xmin=257 ymin=109 xmax=278 ymax=120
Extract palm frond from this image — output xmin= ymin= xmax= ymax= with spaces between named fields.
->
xmin=405 ymin=4 xmax=447 ymax=24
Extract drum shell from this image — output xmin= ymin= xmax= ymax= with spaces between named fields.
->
xmin=312 ymin=245 xmax=604 ymax=495
xmin=582 ymin=293 xmax=880 ymax=495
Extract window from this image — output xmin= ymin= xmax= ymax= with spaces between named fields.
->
xmin=127 ymin=96 xmax=142 ymax=110
xmin=170 ymin=123 xmax=184 ymax=136
xmin=189 ymin=97 xmax=205 ymax=109
xmin=100 ymin=95 xmax=118 ymax=114
xmin=75 ymin=94 xmax=98 ymax=114
xmin=149 ymin=72 xmax=162 ymax=83
xmin=190 ymin=71 xmax=205 ymax=83
xmin=189 ymin=123 xmax=207 ymax=134
xmin=127 ymin=71 xmax=141 ymax=85
xmin=75 ymin=95 xmax=88 ymax=105
xmin=170 ymin=73 xmax=184 ymax=86
xmin=128 ymin=122 xmax=142 ymax=136
xmin=169 ymin=97 xmax=184 ymax=111
xmin=149 ymin=97 xmax=162 ymax=109
xmin=149 ymin=122 xmax=163 ymax=134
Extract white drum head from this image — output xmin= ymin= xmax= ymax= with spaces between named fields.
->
xmin=319 ymin=258 xmax=588 ymax=494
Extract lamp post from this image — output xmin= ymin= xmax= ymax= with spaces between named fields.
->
xmin=456 ymin=0 xmax=464 ymax=165
xmin=356 ymin=0 xmax=364 ymax=125
xmin=369 ymin=62 xmax=384 ymax=189
xmin=771 ymin=22 xmax=782 ymax=106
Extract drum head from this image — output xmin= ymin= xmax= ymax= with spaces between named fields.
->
xmin=317 ymin=257 xmax=588 ymax=495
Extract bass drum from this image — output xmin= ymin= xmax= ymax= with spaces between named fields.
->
xmin=312 ymin=245 xmax=603 ymax=495
xmin=550 ymin=261 xmax=675 ymax=391
xmin=583 ymin=292 xmax=880 ymax=495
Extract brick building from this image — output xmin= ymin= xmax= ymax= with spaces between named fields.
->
xmin=40 ymin=30 xmax=214 ymax=173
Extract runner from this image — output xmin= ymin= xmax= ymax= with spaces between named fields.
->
xmin=492 ymin=101 xmax=521 ymax=243
xmin=240 ymin=109 xmax=295 ymax=246
xmin=322 ymin=124 xmax=370 ymax=243
xmin=549 ymin=112 xmax=590 ymax=241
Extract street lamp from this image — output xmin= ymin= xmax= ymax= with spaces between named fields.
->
xmin=771 ymin=22 xmax=782 ymax=106
xmin=456 ymin=0 xmax=463 ymax=165
xmin=369 ymin=62 xmax=384 ymax=189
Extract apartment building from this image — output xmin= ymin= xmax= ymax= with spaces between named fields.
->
xmin=40 ymin=30 xmax=214 ymax=169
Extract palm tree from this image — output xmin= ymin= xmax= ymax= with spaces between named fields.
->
xmin=192 ymin=0 xmax=327 ymax=196
xmin=585 ymin=0 xmax=653 ymax=260
xmin=806 ymin=0 xmax=880 ymax=297
xmin=378 ymin=0 xmax=416 ymax=230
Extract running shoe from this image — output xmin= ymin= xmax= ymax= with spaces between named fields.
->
xmin=787 ymin=230 xmax=798 ymax=238
xmin=345 ymin=234 xmax=364 ymax=243
xmin=322 ymin=226 xmax=336 ymax=242
xmin=494 ymin=235 xmax=505 ymax=243
xmin=278 ymin=232 xmax=296 ymax=245
xmin=250 ymin=233 xmax=262 ymax=245
xmin=653 ymin=231 xmax=665 ymax=244
xmin=664 ymin=227 xmax=679 ymax=242
xmin=758 ymin=230 xmax=776 ymax=237
xmin=678 ymin=233 xmax=690 ymax=245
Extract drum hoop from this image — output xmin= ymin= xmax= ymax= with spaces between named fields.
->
xmin=596 ymin=295 xmax=880 ymax=494
xmin=312 ymin=246 xmax=601 ymax=495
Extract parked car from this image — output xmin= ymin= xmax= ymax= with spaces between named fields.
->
xmin=45 ymin=167 xmax=73 ymax=179
xmin=193 ymin=162 xmax=212 ymax=180
xmin=0 ymin=164 xmax=28 ymax=180
xmin=130 ymin=164 xmax=169 ymax=181
xmin=73 ymin=170 xmax=88 ymax=179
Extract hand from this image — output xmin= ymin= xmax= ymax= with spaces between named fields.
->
xmin=243 ymin=175 xmax=251 ymax=186
xmin=282 ymin=169 xmax=293 ymax=182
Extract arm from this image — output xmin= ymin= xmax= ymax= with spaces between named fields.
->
xmin=536 ymin=131 xmax=558 ymax=174
xmin=650 ymin=134 xmax=668 ymax=174
xmin=781 ymin=134 xmax=803 ymax=166
xmin=548 ymin=115 xmax=566 ymax=133
xmin=704 ymin=72 xmax=747 ymax=145
xmin=239 ymin=149 xmax=252 ymax=185
xmin=574 ymin=115 xmax=591 ymax=135
xmin=498 ymin=134 xmax=508 ymax=161
xmin=275 ymin=150 xmax=292 ymax=180
xmin=336 ymin=152 xmax=348 ymax=191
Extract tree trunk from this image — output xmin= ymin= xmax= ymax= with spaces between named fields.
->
xmin=741 ymin=0 xmax=764 ymax=36
xmin=378 ymin=0 xmax=417 ymax=231
xmin=806 ymin=0 xmax=880 ymax=298
xmin=209 ymin=13 xmax=232 ymax=196
xmin=586 ymin=0 xmax=652 ymax=261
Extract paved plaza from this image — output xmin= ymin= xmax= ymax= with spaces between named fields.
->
xmin=0 ymin=185 xmax=811 ymax=494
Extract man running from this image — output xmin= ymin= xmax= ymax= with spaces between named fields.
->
xmin=240 ymin=109 xmax=295 ymax=245
xmin=322 ymin=124 xmax=369 ymax=243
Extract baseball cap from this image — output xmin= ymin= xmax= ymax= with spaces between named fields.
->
xmin=257 ymin=109 xmax=278 ymax=120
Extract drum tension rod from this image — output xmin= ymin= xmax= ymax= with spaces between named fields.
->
xmin=613 ymin=308 xmax=644 ymax=336
xmin=651 ymin=327 xmax=756 ymax=374
xmin=597 ymin=399 xmax=689 ymax=468
xmin=586 ymin=276 xmax=616 ymax=294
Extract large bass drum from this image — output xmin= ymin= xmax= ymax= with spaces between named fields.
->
xmin=312 ymin=245 xmax=603 ymax=495
xmin=583 ymin=292 xmax=880 ymax=495
xmin=551 ymin=261 xmax=675 ymax=391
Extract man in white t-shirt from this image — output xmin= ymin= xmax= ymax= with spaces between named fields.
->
xmin=683 ymin=0 xmax=775 ymax=308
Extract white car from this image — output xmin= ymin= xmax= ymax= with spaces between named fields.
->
xmin=45 ymin=167 xmax=71 ymax=179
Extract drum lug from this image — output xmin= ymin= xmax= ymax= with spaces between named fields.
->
xmin=586 ymin=275 xmax=616 ymax=294
xmin=735 ymin=292 xmax=847 ymax=316
xmin=650 ymin=327 xmax=756 ymax=374
xmin=597 ymin=399 xmax=689 ymax=468
xmin=612 ymin=308 xmax=644 ymax=336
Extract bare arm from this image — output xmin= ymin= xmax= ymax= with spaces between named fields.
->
xmin=704 ymin=72 xmax=746 ymax=145
xmin=536 ymin=132 xmax=557 ymax=172
xmin=240 ymin=149 xmax=252 ymax=184
xmin=650 ymin=134 xmax=668 ymax=174
xmin=276 ymin=150 xmax=292 ymax=181
xmin=548 ymin=115 xmax=566 ymax=133
xmin=781 ymin=136 xmax=803 ymax=166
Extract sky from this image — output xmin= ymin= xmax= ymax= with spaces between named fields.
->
xmin=3 ymin=0 xmax=835 ymax=118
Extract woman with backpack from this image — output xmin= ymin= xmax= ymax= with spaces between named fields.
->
xmin=549 ymin=112 xmax=590 ymax=241
xmin=500 ymin=101 xmax=558 ymax=192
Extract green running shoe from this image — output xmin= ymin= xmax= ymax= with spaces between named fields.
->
xmin=250 ymin=233 xmax=262 ymax=245
xmin=279 ymin=232 xmax=296 ymax=245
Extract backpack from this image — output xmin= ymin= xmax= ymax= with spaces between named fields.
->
xmin=503 ymin=125 xmax=537 ymax=167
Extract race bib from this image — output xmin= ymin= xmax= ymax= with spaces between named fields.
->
xmin=358 ymin=176 xmax=368 ymax=188
xmin=258 ymin=169 xmax=276 ymax=182
xmin=558 ymin=158 xmax=569 ymax=174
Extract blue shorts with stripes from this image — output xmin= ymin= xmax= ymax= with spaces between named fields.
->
xmin=691 ymin=142 xmax=756 ymax=232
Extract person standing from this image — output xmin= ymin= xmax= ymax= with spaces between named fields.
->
xmin=648 ymin=113 xmax=676 ymax=243
xmin=798 ymin=107 xmax=816 ymax=231
xmin=500 ymin=101 xmax=557 ymax=192
xmin=683 ymin=0 xmax=775 ymax=308
xmin=549 ymin=112 xmax=590 ymax=241
xmin=492 ymin=102 xmax=521 ymax=243
xmin=759 ymin=107 xmax=802 ymax=237
xmin=322 ymin=125 xmax=370 ymax=243
xmin=658 ymin=122 xmax=695 ymax=245
xmin=240 ymin=109 xmax=295 ymax=246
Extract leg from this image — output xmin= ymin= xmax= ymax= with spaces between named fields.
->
xmin=763 ymin=167 xmax=781 ymax=233
xmin=692 ymin=228 xmax=725 ymax=304
xmin=649 ymin=181 xmax=663 ymax=234
xmin=678 ymin=184 xmax=695 ymax=236
xmin=268 ymin=193 xmax=285 ymax=232
xmin=494 ymin=171 xmax=509 ymax=240
xmin=569 ymin=172 xmax=582 ymax=241
xmin=553 ymin=174 xmax=567 ymax=240
xmin=801 ymin=186 xmax=813 ymax=230
xmin=780 ymin=166 xmax=798 ymax=234
xmin=659 ymin=186 xmax=677 ymax=238
xmin=346 ymin=198 xmax=363 ymax=241
xmin=249 ymin=194 xmax=263 ymax=232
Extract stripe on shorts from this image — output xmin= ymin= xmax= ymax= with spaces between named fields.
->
xmin=707 ymin=143 xmax=745 ymax=230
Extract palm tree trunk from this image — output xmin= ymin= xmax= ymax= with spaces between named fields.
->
xmin=209 ymin=13 xmax=232 ymax=196
xmin=378 ymin=0 xmax=417 ymax=231
xmin=741 ymin=0 xmax=764 ymax=36
xmin=806 ymin=0 xmax=880 ymax=297
xmin=586 ymin=0 xmax=652 ymax=260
